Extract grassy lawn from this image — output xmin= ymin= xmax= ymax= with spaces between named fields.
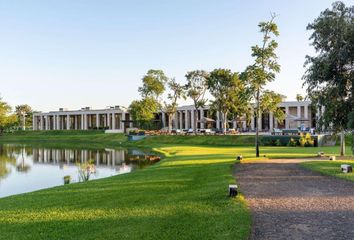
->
xmin=0 ymin=131 xmax=353 ymax=239
xmin=300 ymin=160 xmax=354 ymax=182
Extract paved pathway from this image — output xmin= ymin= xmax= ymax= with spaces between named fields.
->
xmin=234 ymin=159 xmax=354 ymax=240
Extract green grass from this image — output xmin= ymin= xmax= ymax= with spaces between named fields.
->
xmin=0 ymin=131 xmax=353 ymax=239
xmin=0 ymin=130 xmax=127 ymax=149
xmin=0 ymin=145 xmax=251 ymax=240
xmin=300 ymin=160 xmax=354 ymax=182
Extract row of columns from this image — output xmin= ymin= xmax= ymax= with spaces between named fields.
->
xmin=34 ymin=112 xmax=129 ymax=131
xmin=165 ymin=105 xmax=310 ymax=131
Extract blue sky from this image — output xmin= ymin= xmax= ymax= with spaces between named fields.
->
xmin=0 ymin=0 xmax=352 ymax=112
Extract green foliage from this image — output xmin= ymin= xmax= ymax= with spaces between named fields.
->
xmin=243 ymin=14 xmax=281 ymax=157
xmin=129 ymin=97 xmax=160 ymax=129
xmin=288 ymin=138 xmax=297 ymax=147
xmin=185 ymin=70 xmax=209 ymax=131
xmin=303 ymin=2 xmax=354 ymax=132
xmin=0 ymin=98 xmax=17 ymax=133
xmin=138 ymin=69 xmax=168 ymax=101
xmin=163 ymin=78 xmax=186 ymax=132
xmin=15 ymin=104 xmax=33 ymax=130
xmin=207 ymin=69 xmax=250 ymax=132
xmin=296 ymin=94 xmax=304 ymax=102
xmin=260 ymin=90 xmax=285 ymax=122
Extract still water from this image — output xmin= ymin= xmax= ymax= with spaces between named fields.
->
xmin=0 ymin=144 xmax=156 ymax=198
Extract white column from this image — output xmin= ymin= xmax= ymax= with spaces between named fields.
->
xmin=80 ymin=114 xmax=84 ymax=130
xmin=179 ymin=111 xmax=183 ymax=130
xmin=32 ymin=116 xmax=37 ymax=130
xmin=242 ymin=120 xmax=246 ymax=131
xmin=52 ymin=116 xmax=55 ymax=130
xmin=269 ymin=112 xmax=274 ymax=131
xmin=297 ymin=106 xmax=301 ymax=127
xmin=285 ymin=106 xmax=289 ymax=129
xmin=112 ymin=113 xmax=116 ymax=130
xmin=216 ymin=111 xmax=220 ymax=129
xmin=45 ymin=116 xmax=49 ymax=130
xmin=200 ymin=109 xmax=204 ymax=129
xmin=174 ymin=112 xmax=178 ymax=129
xmin=129 ymin=114 xmax=133 ymax=128
xmin=66 ymin=115 xmax=70 ymax=130
xmin=120 ymin=112 xmax=125 ymax=131
xmin=57 ymin=115 xmax=60 ymax=130
xmin=233 ymin=120 xmax=237 ymax=129
xmin=304 ymin=105 xmax=309 ymax=128
xmin=74 ymin=116 xmax=78 ymax=130
xmin=184 ymin=110 xmax=188 ymax=129
xmin=96 ymin=114 xmax=99 ymax=128
xmin=304 ymin=105 xmax=309 ymax=120
xmin=162 ymin=112 xmax=166 ymax=128
xmin=107 ymin=113 xmax=110 ymax=129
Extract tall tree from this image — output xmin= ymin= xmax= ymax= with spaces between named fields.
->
xmin=163 ymin=79 xmax=186 ymax=133
xmin=303 ymin=1 xmax=354 ymax=156
xmin=245 ymin=14 xmax=281 ymax=157
xmin=130 ymin=69 xmax=168 ymax=129
xmin=15 ymin=104 xmax=33 ymax=130
xmin=207 ymin=69 xmax=249 ymax=133
xmin=185 ymin=70 xmax=209 ymax=132
xmin=138 ymin=69 xmax=168 ymax=102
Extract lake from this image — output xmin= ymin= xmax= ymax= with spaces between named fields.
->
xmin=0 ymin=144 xmax=157 ymax=198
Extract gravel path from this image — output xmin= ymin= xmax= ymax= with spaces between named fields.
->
xmin=234 ymin=159 xmax=354 ymax=240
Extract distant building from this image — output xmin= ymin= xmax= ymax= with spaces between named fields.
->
xmin=33 ymin=100 xmax=316 ymax=132
xmin=32 ymin=106 xmax=131 ymax=133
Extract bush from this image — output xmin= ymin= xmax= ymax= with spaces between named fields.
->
xmin=288 ymin=138 xmax=297 ymax=147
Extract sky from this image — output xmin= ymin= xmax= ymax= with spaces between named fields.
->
xmin=0 ymin=0 xmax=353 ymax=112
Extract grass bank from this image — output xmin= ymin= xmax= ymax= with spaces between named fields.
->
xmin=0 ymin=131 xmax=353 ymax=239
xmin=0 ymin=130 xmax=127 ymax=149
xmin=0 ymin=132 xmax=253 ymax=240
xmin=300 ymin=160 xmax=354 ymax=182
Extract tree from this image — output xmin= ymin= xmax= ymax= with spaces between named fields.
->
xmin=15 ymin=104 xmax=33 ymax=130
xmin=129 ymin=97 xmax=160 ymax=129
xmin=130 ymin=69 xmax=168 ymax=130
xmin=185 ymin=70 xmax=209 ymax=132
xmin=260 ymin=91 xmax=285 ymax=123
xmin=245 ymin=14 xmax=281 ymax=157
xmin=207 ymin=69 xmax=249 ymax=133
xmin=0 ymin=98 xmax=17 ymax=134
xmin=296 ymin=94 xmax=304 ymax=102
xmin=303 ymin=1 xmax=354 ymax=156
xmin=163 ymin=79 xmax=186 ymax=133
xmin=138 ymin=69 xmax=168 ymax=101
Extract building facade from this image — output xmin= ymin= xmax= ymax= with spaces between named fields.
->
xmin=33 ymin=101 xmax=315 ymax=132
xmin=160 ymin=100 xmax=314 ymax=132
xmin=33 ymin=106 xmax=132 ymax=133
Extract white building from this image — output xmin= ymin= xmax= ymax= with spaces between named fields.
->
xmin=161 ymin=100 xmax=314 ymax=132
xmin=33 ymin=106 xmax=132 ymax=133
xmin=33 ymin=100 xmax=315 ymax=132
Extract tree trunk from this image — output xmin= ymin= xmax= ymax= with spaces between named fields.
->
xmin=256 ymin=89 xmax=260 ymax=157
xmin=340 ymin=130 xmax=345 ymax=156
xmin=168 ymin=114 xmax=173 ymax=134
xmin=194 ymin=108 xmax=198 ymax=134
xmin=223 ymin=112 xmax=228 ymax=134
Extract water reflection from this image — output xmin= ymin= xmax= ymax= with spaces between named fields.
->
xmin=0 ymin=144 xmax=158 ymax=198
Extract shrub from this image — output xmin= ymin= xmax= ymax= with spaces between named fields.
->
xmin=288 ymin=138 xmax=297 ymax=147
xmin=275 ymin=139 xmax=282 ymax=146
